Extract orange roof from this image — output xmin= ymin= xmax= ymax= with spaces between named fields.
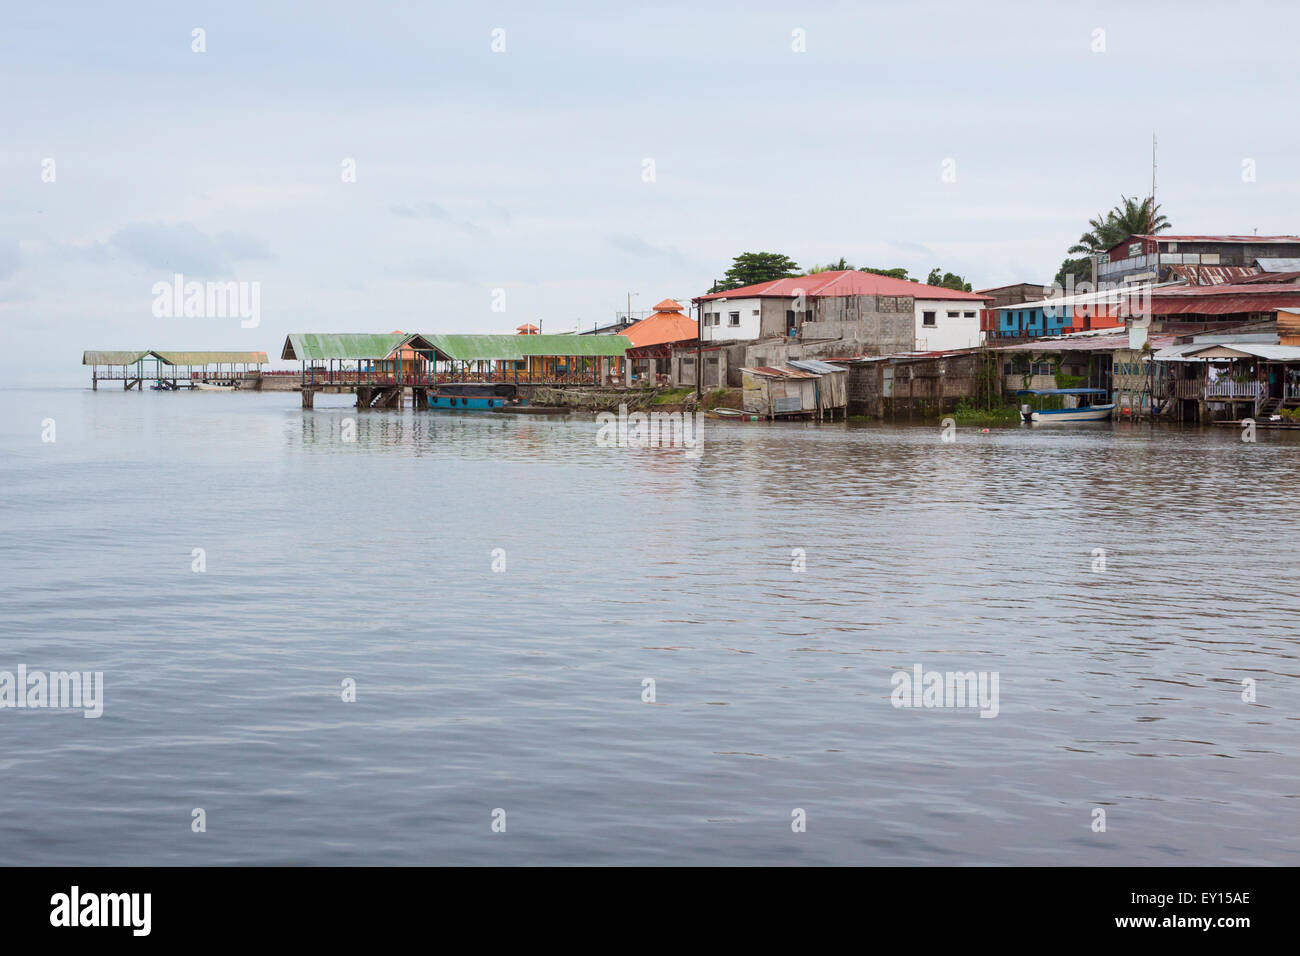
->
xmin=623 ymin=308 xmax=697 ymax=348
xmin=651 ymin=298 xmax=684 ymax=313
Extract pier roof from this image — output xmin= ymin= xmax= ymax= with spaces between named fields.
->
xmin=83 ymin=351 xmax=150 ymax=365
xmin=419 ymin=333 xmax=631 ymax=361
xmin=152 ymin=351 xmax=268 ymax=365
xmin=281 ymin=333 xmax=448 ymax=361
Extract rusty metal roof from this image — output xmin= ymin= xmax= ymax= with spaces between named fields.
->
xmin=1167 ymin=264 xmax=1256 ymax=285
xmin=741 ymin=365 xmax=820 ymax=379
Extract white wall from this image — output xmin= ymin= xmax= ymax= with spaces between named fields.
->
xmin=914 ymin=299 xmax=983 ymax=351
xmin=701 ymin=297 xmax=762 ymax=341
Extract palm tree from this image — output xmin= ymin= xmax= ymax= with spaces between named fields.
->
xmin=1068 ymin=195 xmax=1170 ymax=257
xmin=807 ymin=257 xmax=854 ymax=274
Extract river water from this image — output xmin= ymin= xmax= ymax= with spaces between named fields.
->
xmin=1 ymin=387 xmax=1296 ymax=865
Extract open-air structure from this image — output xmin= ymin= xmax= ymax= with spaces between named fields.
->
xmin=83 ymin=351 xmax=269 ymax=389
xmin=280 ymin=333 xmax=449 ymax=407
xmin=279 ymin=331 xmax=633 ymax=407
xmin=420 ymin=333 xmax=631 ymax=386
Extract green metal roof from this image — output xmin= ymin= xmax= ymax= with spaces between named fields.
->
xmin=83 ymin=351 xmax=150 ymax=365
xmin=84 ymin=350 xmax=268 ymax=366
xmin=281 ymin=333 xmax=417 ymax=361
xmin=420 ymin=334 xmax=631 ymax=361
xmin=152 ymin=351 xmax=268 ymax=365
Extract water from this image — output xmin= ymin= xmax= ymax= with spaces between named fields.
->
xmin=1 ymin=387 xmax=1297 ymax=865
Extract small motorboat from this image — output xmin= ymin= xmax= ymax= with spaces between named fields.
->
xmin=195 ymin=381 xmax=237 ymax=392
xmin=1017 ymin=388 xmax=1115 ymax=423
xmin=428 ymin=382 xmax=522 ymax=410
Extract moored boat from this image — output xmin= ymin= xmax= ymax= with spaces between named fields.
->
xmin=1017 ymin=388 xmax=1114 ymax=423
xmin=428 ymin=382 xmax=523 ymax=410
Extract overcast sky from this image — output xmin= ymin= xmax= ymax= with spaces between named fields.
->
xmin=4 ymin=1 xmax=1298 ymax=382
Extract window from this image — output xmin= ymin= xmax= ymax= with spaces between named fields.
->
xmin=713 ymin=315 xmax=721 ymax=326
xmin=752 ymin=309 xmax=760 ymax=316
xmin=947 ymin=311 xmax=959 ymax=318
xmin=922 ymin=311 xmax=936 ymax=327
xmin=964 ymin=311 xmax=975 ymax=318
xmin=1003 ymin=362 xmax=1013 ymax=374
xmin=729 ymin=311 xmax=740 ymax=326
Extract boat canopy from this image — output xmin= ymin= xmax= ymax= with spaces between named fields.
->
xmin=1015 ymin=387 xmax=1109 ymax=396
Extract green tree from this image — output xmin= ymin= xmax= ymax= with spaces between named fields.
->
xmin=1068 ymin=195 xmax=1170 ymax=258
xmin=860 ymin=266 xmax=912 ymax=281
xmin=925 ymin=268 xmax=973 ymax=292
xmin=1054 ymin=256 xmax=1094 ymax=288
xmin=1057 ymin=194 xmax=1171 ymax=290
xmin=806 ymin=257 xmax=854 ymax=274
xmin=715 ymin=252 xmax=801 ymax=291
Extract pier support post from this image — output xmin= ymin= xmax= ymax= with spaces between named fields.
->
xmin=301 ymin=388 xmax=315 ymax=409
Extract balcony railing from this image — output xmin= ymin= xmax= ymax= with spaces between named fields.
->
xmin=1165 ymin=379 xmax=1262 ymax=400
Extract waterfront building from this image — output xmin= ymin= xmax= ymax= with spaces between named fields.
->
xmin=693 ymin=270 xmax=991 ymax=353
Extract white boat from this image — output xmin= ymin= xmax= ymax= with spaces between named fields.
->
xmin=1018 ymin=388 xmax=1114 ymax=424
xmin=194 ymin=381 xmax=237 ymax=392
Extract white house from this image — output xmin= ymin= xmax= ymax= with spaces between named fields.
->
xmin=913 ymin=298 xmax=984 ymax=351
xmin=694 ymin=270 xmax=990 ymax=352
xmin=698 ymin=296 xmax=763 ymax=342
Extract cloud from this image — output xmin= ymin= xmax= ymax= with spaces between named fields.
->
xmin=389 ymin=202 xmax=487 ymax=236
xmin=105 ymin=222 xmax=271 ymax=276
xmin=0 ymin=242 xmax=18 ymax=280
xmin=608 ymin=234 xmax=686 ymax=265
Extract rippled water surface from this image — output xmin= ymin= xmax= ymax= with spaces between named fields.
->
xmin=1 ymin=387 xmax=1297 ymax=865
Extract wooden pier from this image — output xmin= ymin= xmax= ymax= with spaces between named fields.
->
xmin=84 ymin=351 xmax=269 ymax=390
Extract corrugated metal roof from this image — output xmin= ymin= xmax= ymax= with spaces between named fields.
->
xmin=1255 ymin=257 xmax=1300 ymax=272
xmin=740 ymin=365 xmax=820 ymax=379
xmin=996 ymin=333 xmax=1175 ymax=353
xmin=1237 ymin=270 xmax=1300 ymax=284
xmin=1151 ymin=343 xmax=1210 ymax=361
xmin=420 ymin=333 xmax=630 ymax=361
xmin=152 ymin=351 xmax=268 ymax=365
xmin=1186 ymin=343 xmax=1300 ymax=361
xmin=282 ymin=333 xmax=414 ymax=361
xmin=787 ymin=359 xmax=847 ymax=375
xmin=1168 ymin=264 xmax=1257 ymax=285
xmin=697 ymin=270 xmax=991 ymax=303
xmin=1150 ymin=285 xmax=1300 ymax=315
xmin=83 ymin=350 xmax=150 ymax=365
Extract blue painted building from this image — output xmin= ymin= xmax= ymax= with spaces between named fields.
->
xmin=996 ymin=304 xmax=1075 ymax=338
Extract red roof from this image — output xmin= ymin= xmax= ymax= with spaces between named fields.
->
xmin=623 ymin=309 xmax=697 ymax=348
xmin=1151 ymin=283 xmax=1300 ymax=315
xmin=695 ymin=270 xmax=990 ymax=303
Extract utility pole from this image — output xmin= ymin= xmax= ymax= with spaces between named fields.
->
xmin=1151 ymin=133 xmax=1158 ymax=281
xmin=626 ymin=292 xmax=638 ymax=326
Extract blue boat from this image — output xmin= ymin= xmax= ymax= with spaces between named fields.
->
xmin=427 ymin=382 xmax=523 ymax=411
xmin=1016 ymin=388 xmax=1114 ymax=423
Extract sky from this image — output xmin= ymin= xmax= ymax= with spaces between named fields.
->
xmin=3 ymin=0 xmax=1300 ymax=382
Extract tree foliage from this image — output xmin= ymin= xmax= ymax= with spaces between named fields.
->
xmin=925 ymin=268 xmax=973 ymax=292
xmin=1056 ymin=194 xmax=1172 ymax=289
xmin=715 ymin=252 xmax=801 ymax=291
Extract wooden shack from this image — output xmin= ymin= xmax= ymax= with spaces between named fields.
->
xmin=740 ymin=366 xmax=822 ymax=420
